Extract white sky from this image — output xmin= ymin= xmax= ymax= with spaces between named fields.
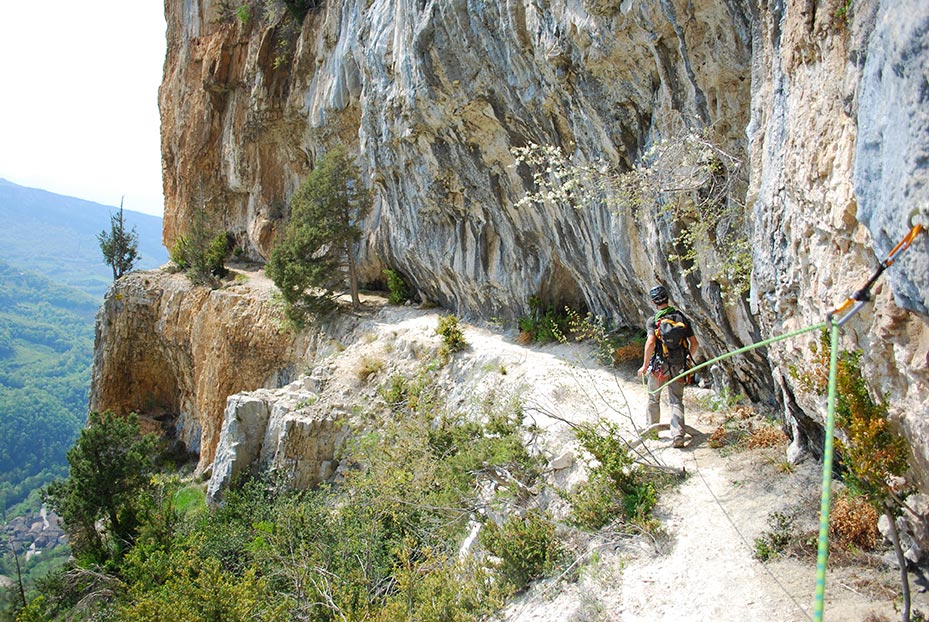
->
xmin=0 ymin=1 xmax=167 ymax=217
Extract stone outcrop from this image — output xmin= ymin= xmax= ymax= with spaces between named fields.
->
xmin=86 ymin=0 xmax=929 ymax=492
xmin=91 ymin=269 xmax=298 ymax=471
xmin=207 ymin=378 xmax=348 ymax=503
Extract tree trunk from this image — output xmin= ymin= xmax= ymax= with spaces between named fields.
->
xmin=343 ymin=234 xmax=361 ymax=309
xmin=885 ymin=502 xmax=911 ymax=622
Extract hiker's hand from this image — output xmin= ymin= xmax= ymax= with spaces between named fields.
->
xmin=637 ymin=365 xmax=647 ymax=378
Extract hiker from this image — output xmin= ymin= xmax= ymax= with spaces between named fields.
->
xmin=636 ymin=285 xmax=698 ymax=448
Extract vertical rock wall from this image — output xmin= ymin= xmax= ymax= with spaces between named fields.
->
xmin=91 ymin=271 xmax=297 ymax=471
xmin=850 ymin=0 xmax=929 ymax=481
xmin=90 ymin=0 xmax=929 ymax=484
xmin=748 ymin=0 xmax=929 ymax=482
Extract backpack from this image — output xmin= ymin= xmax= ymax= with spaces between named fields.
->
xmin=653 ymin=308 xmax=690 ymax=368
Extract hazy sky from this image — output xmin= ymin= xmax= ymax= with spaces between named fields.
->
xmin=0 ymin=2 xmax=167 ymax=217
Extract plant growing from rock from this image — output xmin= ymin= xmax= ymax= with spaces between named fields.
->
xmin=97 ymin=197 xmax=139 ymax=281
xmin=355 ymin=355 xmax=384 ymax=381
xmin=513 ymin=127 xmax=751 ymax=300
xmin=267 ymin=146 xmax=370 ymax=322
xmin=236 ymin=3 xmax=251 ymax=23
xmin=801 ymin=332 xmax=916 ymax=621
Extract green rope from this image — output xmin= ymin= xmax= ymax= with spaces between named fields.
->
xmin=644 ymin=317 xmax=842 ymax=620
xmin=650 ymin=320 xmax=829 ymax=391
xmin=813 ymin=319 xmax=840 ymax=621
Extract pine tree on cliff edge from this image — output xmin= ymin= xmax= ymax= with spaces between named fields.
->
xmin=267 ymin=146 xmax=370 ymax=321
xmin=98 ymin=197 xmax=140 ymax=280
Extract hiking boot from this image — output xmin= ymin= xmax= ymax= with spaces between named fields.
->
xmin=671 ymin=435 xmax=686 ymax=448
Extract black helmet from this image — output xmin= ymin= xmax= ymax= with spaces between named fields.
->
xmin=649 ymin=285 xmax=669 ymax=304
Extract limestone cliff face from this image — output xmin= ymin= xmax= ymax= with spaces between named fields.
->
xmin=159 ymin=0 xmax=769 ymax=394
xmin=90 ymin=270 xmax=297 ymax=470
xmin=96 ymin=0 xmax=928 ymax=486
xmin=747 ymin=0 xmax=929 ymax=482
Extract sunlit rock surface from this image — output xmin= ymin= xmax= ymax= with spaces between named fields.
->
xmin=91 ymin=0 xmax=929 ymax=490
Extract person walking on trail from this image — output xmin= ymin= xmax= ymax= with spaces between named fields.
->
xmin=637 ymin=285 xmax=698 ymax=448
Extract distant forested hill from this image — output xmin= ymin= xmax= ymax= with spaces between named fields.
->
xmin=0 ymin=181 xmax=166 ymax=514
xmin=0 ymin=178 xmax=168 ymax=299
xmin=0 ymin=261 xmax=96 ymax=512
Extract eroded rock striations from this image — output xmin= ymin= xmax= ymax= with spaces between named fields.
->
xmin=156 ymin=0 xmax=769 ymax=420
xmin=91 ymin=0 xmax=929 ymax=492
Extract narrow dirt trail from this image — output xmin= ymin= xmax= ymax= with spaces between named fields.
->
xmin=441 ymin=317 xmax=917 ymax=622
xmin=615 ymin=445 xmax=816 ymax=622
xmin=281 ymin=301 xmax=916 ymax=622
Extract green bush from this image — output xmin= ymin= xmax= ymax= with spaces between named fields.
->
xmin=377 ymin=553 xmax=504 ymax=621
xmin=378 ymin=371 xmax=436 ymax=414
xmin=384 ymin=268 xmax=412 ymax=305
xmin=518 ymin=296 xmax=572 ymax=344
xmin=436 ymin=315 xmax=468 ymax=358
xmin=753 ymin=511 xmax=794 ymax=562
xmin=570 ymin=420 xmax=669 ymax=529
xmin=568 ymin=474 xmax=623 ymax=530
xmin=799 ymin=332 xmax=910 ymax=506
xmin=832 ymin=350 xmax=909 ymax=504
xmin=170 ymin=232 xmax=229 ymax=285
xmin=170 ymin=235 xmax=192 ymax=269
xmin=480 ymin=511 xmax=562 ymax=593
xmin=173 ymin=485 xmax=206 ymax=516
xmin=206 ymin=233 xmax=230 ymax=277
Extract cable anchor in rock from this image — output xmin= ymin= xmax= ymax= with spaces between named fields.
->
xmin=826 ymin=219 xmax=926 ymax=327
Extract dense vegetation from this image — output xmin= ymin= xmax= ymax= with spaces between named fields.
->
xmin=0 ymin=262 xmax=95 ymax=514
xmin=5 ymin=343 xmax=666 ymax=622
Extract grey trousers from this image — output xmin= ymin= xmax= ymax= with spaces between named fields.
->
xmin=647 ymin=374 xmax=686 ymax=439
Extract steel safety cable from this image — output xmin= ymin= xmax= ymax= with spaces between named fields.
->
xmin=689 ymin=450 xmax=814 ymax=621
